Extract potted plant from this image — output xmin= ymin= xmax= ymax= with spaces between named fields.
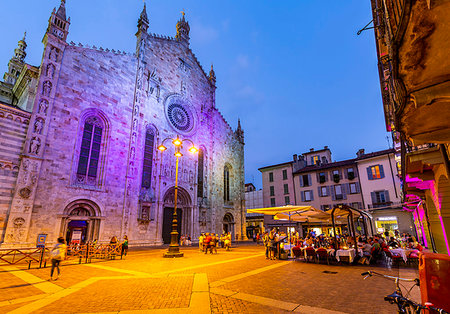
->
xmin=333 ymin=174 xmax=340 ymax=183
xmin=348 ymin=172 xmax=355 ymax=180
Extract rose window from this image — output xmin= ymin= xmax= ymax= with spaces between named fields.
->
xmin=167 ymin=103 xmax=193 ymax=132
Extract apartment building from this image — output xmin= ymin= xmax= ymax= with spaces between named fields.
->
xmin=356 ymin=148 xmax=413 ymax=235
xmin=245 ymin=183 xmax=264 ymax=239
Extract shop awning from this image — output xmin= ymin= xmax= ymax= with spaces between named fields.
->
xmin=247 ymin=205 xmax=314 ymax=216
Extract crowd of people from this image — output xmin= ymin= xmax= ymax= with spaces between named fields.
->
xmin=198 ymin=232 xmax=232 ymax=254
xmin=259 ymin=228 xmax=423 ymax=264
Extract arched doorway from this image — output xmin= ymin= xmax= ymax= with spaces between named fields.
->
xmin=162 ymin=187 xmax=192 ymax=244
xmin=61 ymin=200 xmax=101 ymax=245
xmin=223 ymin=213 xmax=235 ymax=239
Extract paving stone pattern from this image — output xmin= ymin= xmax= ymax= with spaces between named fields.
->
xmin=0 ymin=245 xmax=421 ymax=313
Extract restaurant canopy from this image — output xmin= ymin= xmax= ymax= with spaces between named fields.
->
xmin=247 ymin=205 xmax=314 ymax=216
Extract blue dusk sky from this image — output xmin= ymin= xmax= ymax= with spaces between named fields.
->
xmin=0 ymin=1 xmax=389 ymax=189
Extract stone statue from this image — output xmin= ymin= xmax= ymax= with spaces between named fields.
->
xmin=29 ymin=137 xmax=41 ymax=154
xmin=42 ymin=81 xmax=52 ymax=97
xmin=46 ymin=63 xmax=55 ymax=79
xmin=38 ymin=99 xmax=48 ymax=115
xmin=34 ymin=119 xmax=44 ymax=134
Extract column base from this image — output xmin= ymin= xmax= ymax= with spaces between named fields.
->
xmin=163 ymin=251 xmax=184 ymax=258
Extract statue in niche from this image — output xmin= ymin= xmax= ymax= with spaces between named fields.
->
xmin=134 ymin=105 xmax=139 ymax=116
xmin=133 ymin=119 xmax=137 ymax=130
xmin=49 ymin=47 xmax=59 ymax=62
xmin=130 ymin=147 xmax=135 ymax=160
xmin=131 ymin=132 xmax=137 ymax=144
xmin=33 ymin=118 xmax=44 ymax=134
xmin=38 ymin=99 xmax=48 ymax=115
xmin=29 ymin=137 xmax=41 ymax=154
xmin=42 ymin=81 xmax=52 ymax=97
xmin=46 ymin=63 xmax=55 ymax=79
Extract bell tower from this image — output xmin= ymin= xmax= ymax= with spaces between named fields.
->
xmin=3 ymin=32 xmax=27 ymax=85
xmin=45 ymin=0 xmax=70 ymax=43
xmin=176 ymin=11 xmax=190 ymax=48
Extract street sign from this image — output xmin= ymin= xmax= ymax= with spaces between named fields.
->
xmin=36 ymin=234 xmax=47 ymax=248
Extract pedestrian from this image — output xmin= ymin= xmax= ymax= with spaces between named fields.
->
xmin=220 ymin=233 xmax=225 ymax=248
xmin=49 ymin=236 xmax=67 ymax=281
xmin=256 ymin=232 xmax=260 ymax=245
xmin=263 ymin=232 xmax=269 ymax=259
xmin=224 ymin=232 xmax=231 ymax=251
xmin=199 ymin=233 xmax=204 ymax=252
xmin=121 ymin=235 xmax=129 ymax=258
xmin=209 ymin=234 xmax=217 ymax=254
xmin=204 ymin=233 xmax=212 ymax=254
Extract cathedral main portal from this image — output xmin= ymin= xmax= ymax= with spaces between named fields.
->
xmin=162 ymin=187 xmax=192 ymax=244
xmin=60 ymin=200 xmax=101 ymax=245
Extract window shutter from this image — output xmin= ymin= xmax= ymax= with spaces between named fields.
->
xmin=300 ymin=176 xmax=304 ymax=187
xmin=316 ymin=173 xmax=320 ymax=182
xmin=358 ymin=202 xmax=363 ymax=210
xmin=342 ymin=184 xmax=347 ymax=200
xmin=379 ymin=165 xmax=385 ymax=178
xmin=344 ymin=169 xmax=348 ymax=179
xmin=384 ymin=190 xmax=390 ymax=202
xmin=301 ymin=191 xmax=305 ymax=202
xmin=308 ymin=174 xmax=312 ymax=185
xmin=331 ymin=186 xmax=336 ymax=201
xmin=310 ymin=157 xmax=314 ymax=165
xmin=354 ymin=169 xmax=358 ymax=178
xmin=356 ymin=182 xmax=361 ymax=193
xmin=371 ymin=192 xmax=376 ymax=204
xmin=367 ymin=167 xmax=373 ymax=180
xmin=318 ymin=186 xmax=322 ymax=197
xmin=326 ymin=186 xmax=330 ymax=196
xmin=311 ymin=190 xmax=314 ymax=201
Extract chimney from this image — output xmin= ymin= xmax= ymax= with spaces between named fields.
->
xmin=293 ymin=154 xmax=298 ymax=162
xmin=324 ymin=146 xmax=328 ymax=150
xmin=356 ymin=149 xmax=365 ymax=158
xmin=310 ymin=148 xmax=314 ymax=152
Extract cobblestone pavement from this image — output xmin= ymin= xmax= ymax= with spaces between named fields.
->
xmin=0 ymin=244 xmax=420 ymax=313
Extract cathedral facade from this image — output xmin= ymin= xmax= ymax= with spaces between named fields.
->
xmin=0 ymin=2 xmax=246 ymax=247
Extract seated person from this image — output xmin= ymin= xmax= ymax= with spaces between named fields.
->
xmin=387 ymin=236 xmax=399 ymax=248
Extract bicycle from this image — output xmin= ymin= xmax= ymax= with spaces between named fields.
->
xmin=361 ymin=270 xmax=449 ymax=314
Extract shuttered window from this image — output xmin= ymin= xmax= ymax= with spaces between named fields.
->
xmin=270 ymin=198 xmax=276 ymax=207
xmin=269 ymin=172 xmax=274 ymax=182
xmin=282 ymin=169 xmax=288 ymax=180
xmin=367 ymin=165 xmax=385 ymax=180
xmin=270 ymin=186 xmax=275 ymax=196
xmin=283 ymin=184 xmax=289 ymax=194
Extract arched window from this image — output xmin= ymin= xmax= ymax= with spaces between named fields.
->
xmin=224 ymin=165 xmax=230 ymax=202
xmin=197 ymin=148 xmax=204 ymax=197
xmin=141 ymin=128 xmax=155 ymax=189
xmin=76 ymin=116 xmax=103 ymax=184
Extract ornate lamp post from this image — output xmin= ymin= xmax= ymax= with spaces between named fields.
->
xmin=158 ymin=135 xmax=198 ymax=258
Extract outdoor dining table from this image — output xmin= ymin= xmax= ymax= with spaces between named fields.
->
xmin=335 ymin=248 xmax=363 ymax=263
xmin=390 ymin=248 xmax=414 ymax=263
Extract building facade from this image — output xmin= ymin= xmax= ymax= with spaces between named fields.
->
xmin=259 ymin=146 xmax=413 ymax=235
xmin=0 ymin=2 xmax=246 ymax=247
xmin=370 ymin=0 xmax=450 ymax=254
xmin=356 ymin=148 xmax=414 ymax=235
xmin=245 ymin=183 xmax=264 ymax=239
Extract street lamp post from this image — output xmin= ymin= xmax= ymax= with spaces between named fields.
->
xmin=158 ymin=135 xmax=198 ymax=258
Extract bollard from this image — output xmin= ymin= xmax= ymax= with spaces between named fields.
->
xmin=39 ymin=248 xmax=45 ymax=268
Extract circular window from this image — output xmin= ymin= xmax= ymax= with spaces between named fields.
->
xmin=164 ymin=95 xmax=196 ymax=134
xmin=167 ymin=103 xmax=191 ymax=131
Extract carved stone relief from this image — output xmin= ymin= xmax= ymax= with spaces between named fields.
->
xmin=33 ymin=118 xmax=44 ymax=134
xmin=42 ymin=81 xmax=52 ymax=97
xmin=38 ymin=99 xmax=49 ymax=115
xmin=49 ymin=46 xmax=59 ymax=62
xmin=19 ymin=187 xmax=31 ymax=199
xmin=29 ymin=137 xmax=41 ymax=154
xmin=46 ymin=63 xmax=55 ymax=79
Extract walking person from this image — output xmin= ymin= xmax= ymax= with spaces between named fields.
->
xmin=121 ymin=235 xmax=129 ymax=258
xmin=50 ymin=237 xmax=67 ymax=281
xmin=224 ymin=232 xmax=232 ymax=251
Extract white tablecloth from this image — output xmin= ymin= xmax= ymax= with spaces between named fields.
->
xmin=390 ymin=248 xmax=412 ymax=263
xmin=336 ymin=249 xmax=357 ymax=262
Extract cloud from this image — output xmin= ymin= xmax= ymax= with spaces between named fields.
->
xmin=190 ymin=21 xmax=219 ymax=43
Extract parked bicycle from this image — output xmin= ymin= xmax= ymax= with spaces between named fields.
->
xmin=361 ymin=271 xmax=449 ymax=314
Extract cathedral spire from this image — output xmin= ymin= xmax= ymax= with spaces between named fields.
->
xmin=56 ymin=0 xmax=67 ymax=20
xmin=137 ymin=2 xmax=149 ymax=34
xmin=176 ymin=10 xmax=190 ymax=48
xmin=235 ymin=118 xmax=244 ymax=144
xmin=208 ymin=64 xmax=216 ymax=86
xmin=3 ymin=32 xmax=27 ymax=85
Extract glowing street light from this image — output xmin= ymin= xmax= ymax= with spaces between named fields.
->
xmin=159 ymin=135 xmax=198 ymax=258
